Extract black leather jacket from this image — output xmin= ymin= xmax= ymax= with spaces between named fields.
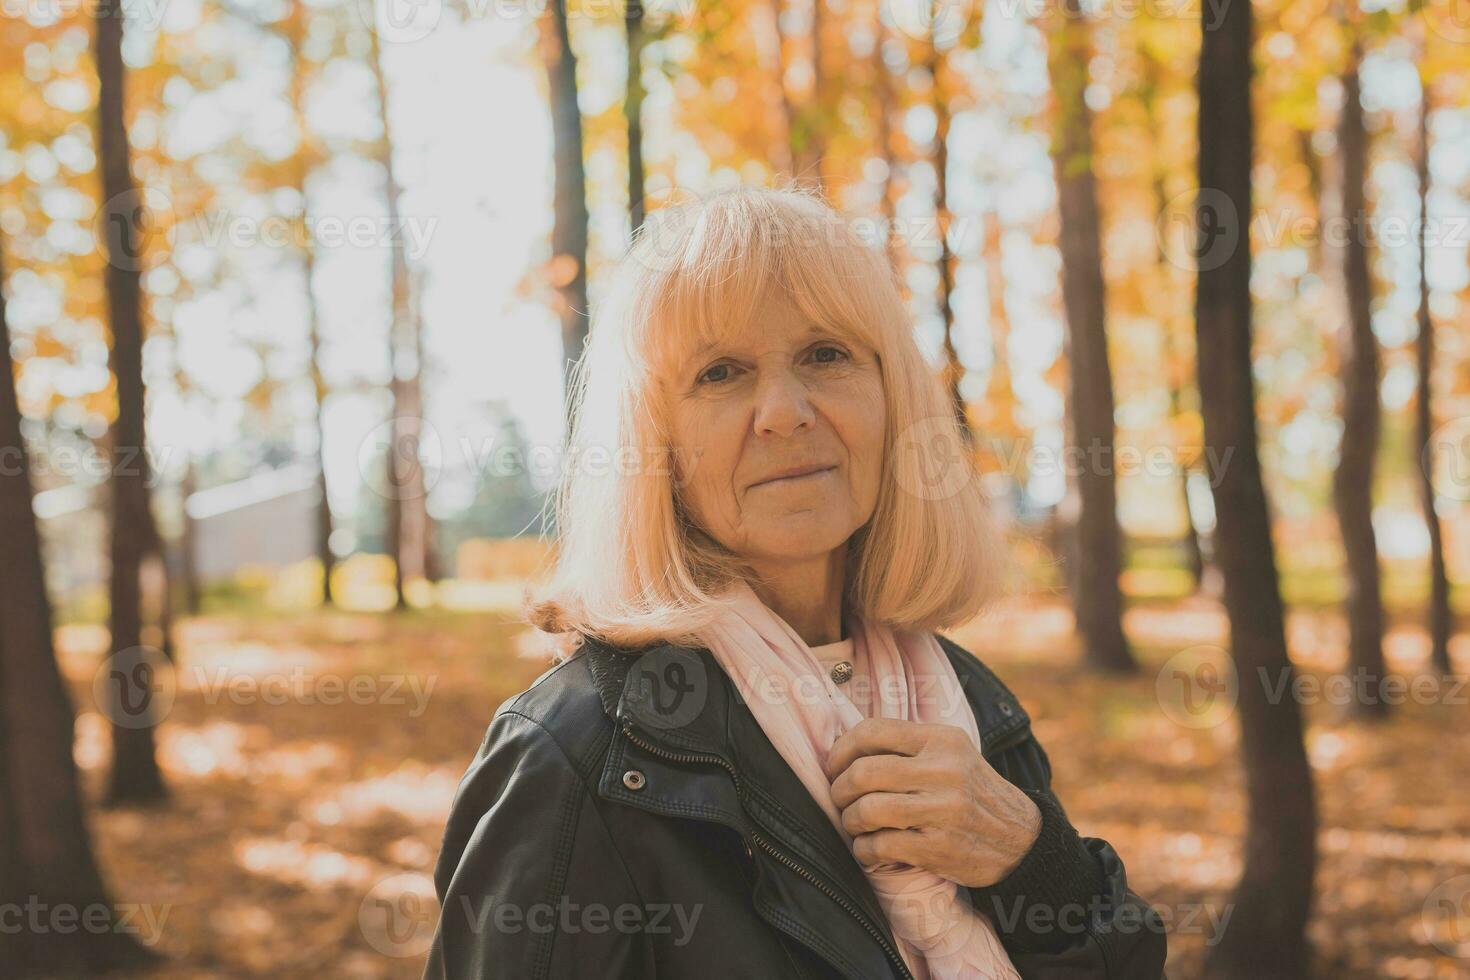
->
xmin=424 ymin=634 xmax=1168 ymax=979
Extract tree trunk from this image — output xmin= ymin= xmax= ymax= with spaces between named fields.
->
xmin=368 ymin=27 xmax=430 ymax=607
xmin=1158 ymin=264 xmax=1206 ymax=591
xmin=178 ymin=462 xmax=202 ymax=615
xmin=542 ymin=0 xmax=592 ymax=433
xmin=538 ymin=0 xmax=588 ymax=437
xmin=289 ymin=0 xmax=336 ymax=606
xmin=1046 ymin=0 xmax=1133 ymax=672
xmin=96 ymin=0 xmax=168 ymax=805
xmin=803 ymin=0 xmax=828 ymax=192
xmin=1413 ymin=78 xmax=1452 ymax=675
xmin=0 ymin=238 xmax=155 ymax=976
xmin=1195 ymin=2 xmax=1318 ymax=975
xmin=872 ymin=3 xmax=897 ymax=264
xmin=410 ymin=268 xmax=440 ymax=585
xmin=763 ymin=0 xmax=827 ymax=188
xmin=626 ymin=0 xmax=647 ymax=235
xmin=1140 ymin=50 xmax=1206 ymax=592
xmin=983 ymin=211 xmax=1018 ymax=448
xmin=760 ymin=0 xmax=799 ymax=178
xmin=926 ymin=45 xmax=971 ymax=449
xmin=385 ymin=380 xmax=406 ymax=607
xmin=1330 ymin=44 xmax=1388 ymax=717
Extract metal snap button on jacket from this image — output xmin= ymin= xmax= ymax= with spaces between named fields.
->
xmin=622 ymin=769 xmax=646 ymax=791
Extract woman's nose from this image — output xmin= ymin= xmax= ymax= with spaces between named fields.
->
xmin=752 ymin=372 xmax=816 ymax=437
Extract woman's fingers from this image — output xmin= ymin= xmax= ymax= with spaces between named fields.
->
xmin=850 ymin=828 xmax=926 ymax=869
xmin=838 ymin=790 xmax=929 ymax=836
xmin=829 ymin=746 xmax=952 ymax=811
xmin=825 ymin=718 xmax=932 ymax=780
xmin=830 ymin=753 xmax=922 ymax=808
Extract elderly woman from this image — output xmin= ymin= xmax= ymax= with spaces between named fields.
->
xmin=425 ymin=188 xmax=1166 ymax=979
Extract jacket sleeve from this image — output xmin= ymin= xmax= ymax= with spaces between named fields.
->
xmin=965 ymin=732 xmax=1169 ymax=979
xmin=423 ymin=710 xmax=652 ymax=980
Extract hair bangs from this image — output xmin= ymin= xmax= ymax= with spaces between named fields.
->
xmin=628 ymin=190 xmax=896 ymax=397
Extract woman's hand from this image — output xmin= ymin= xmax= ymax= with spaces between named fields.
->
xmin=826 ymin=718 xmax=1042 ymax=889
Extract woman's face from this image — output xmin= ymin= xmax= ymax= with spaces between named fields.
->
xmin=667 ymin=287 xmax=886 ymax=566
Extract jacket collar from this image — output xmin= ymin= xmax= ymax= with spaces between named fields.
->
xmin=583 ymin=633 xmax=1033 ymax=760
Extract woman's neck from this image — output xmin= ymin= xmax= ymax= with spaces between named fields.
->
xmin=747 ymin=547 xmax=848 ymax=646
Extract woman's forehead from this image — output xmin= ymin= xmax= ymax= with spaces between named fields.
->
xmin=636 ymin=237 xmax=887 ymax=380
xmin=668 ymin=301 xmax=865 ymax=370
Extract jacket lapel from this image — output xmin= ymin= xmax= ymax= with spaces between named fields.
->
xmin=590 ymin=642 xmax=888 ymax=916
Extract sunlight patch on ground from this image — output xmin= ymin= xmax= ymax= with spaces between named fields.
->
xmin=1087 ymin=823 xmax=1241 ymax=890
xmin=1307 ymin=730 xmax=1357 ymax=771
xmin=234 ymin=837 xmax=379 ymax=890
xmin=183 ymin=640 xmax=335 ymax=678
xmin=305 ymin=763 xmax=460 ymax=828
xmin=141 ymin=721 xmax=347 ymax=783
xmin=53 ymin=623 xmax=110 ymax=675
xmin=210 ymin=900 xmax=275 ymax=938
xmin=73 ymin=710 xmax=110 ymax=771
xmin=1288 ymin=612 xmax=1352 ymax=668
xmin=1321 ymin=827 xmax=1470 ymax=866
xmin=386 ymin=836 xmax=437 ymax=869
xmin=958 ymin=599 xmax=1076 ymax=663
xmin=164 ymin=721 xmax=253 ymax=778
xmin=248 ymin=741 xmax=349 ymax=783
xmin=1124 ymin=601 xmax=1230 ymax=652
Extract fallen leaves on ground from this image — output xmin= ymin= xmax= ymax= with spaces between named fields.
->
xmin=61 ymin=597 xmax=1470 ymax=979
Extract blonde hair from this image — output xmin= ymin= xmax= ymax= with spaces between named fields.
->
xmin=525 ymin=185 xmax=1005 ymax=657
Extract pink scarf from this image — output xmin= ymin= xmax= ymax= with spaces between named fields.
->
xmin=695 ymin=578 xmax=1021 ymax=980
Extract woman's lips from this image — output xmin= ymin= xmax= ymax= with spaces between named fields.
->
xmin=750 ymin=465 xmax=837 ymax=489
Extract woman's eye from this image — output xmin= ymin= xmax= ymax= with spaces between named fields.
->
xmin=697 ymin=363 xmax=732 ymax=385
xmin=811 ymin=345 xmax=849 ymax=364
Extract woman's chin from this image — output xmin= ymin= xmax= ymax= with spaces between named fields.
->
xmin=741 ymin=521 xmax=857 ymax=562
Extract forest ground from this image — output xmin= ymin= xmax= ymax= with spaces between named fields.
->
xmin=57 ymin=591 xmax=1470 ymax=979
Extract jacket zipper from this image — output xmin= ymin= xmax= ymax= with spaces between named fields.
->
xmin=620 ymin=720 xmax=915 ymax=980
xmin=748 ymin=830 xmax=915 ymax=980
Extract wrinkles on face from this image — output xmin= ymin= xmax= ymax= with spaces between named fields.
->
xmin=667 ymin=289 xmax=886 ymax=566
